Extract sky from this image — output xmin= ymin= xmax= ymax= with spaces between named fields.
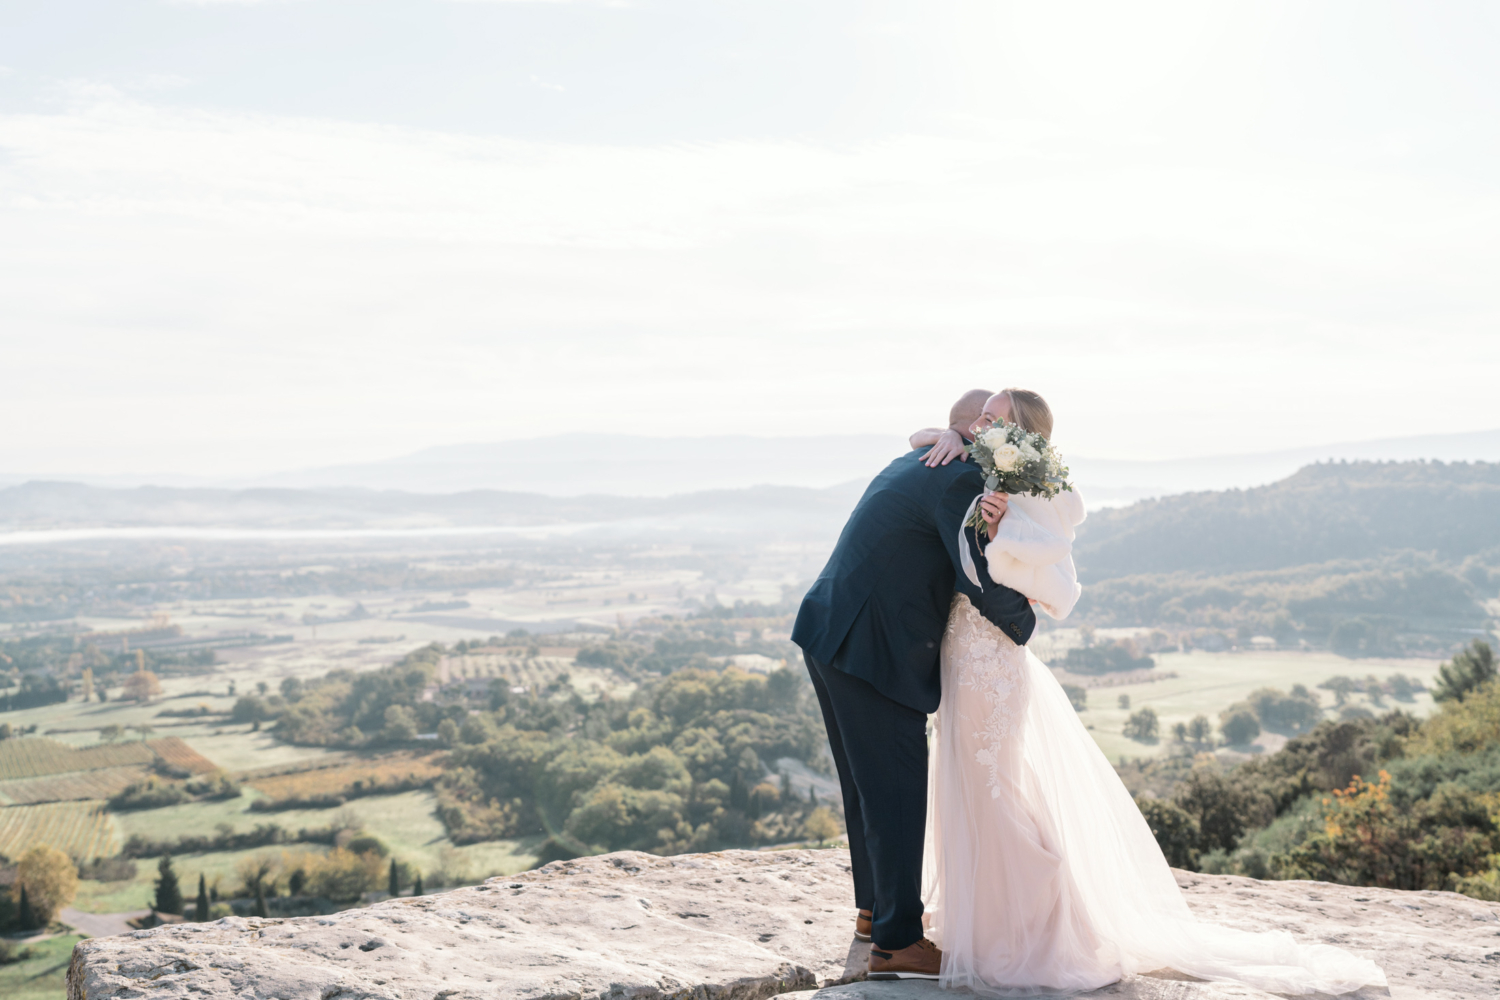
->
xmin=2 ymin=0 xmax=1498 ymax=477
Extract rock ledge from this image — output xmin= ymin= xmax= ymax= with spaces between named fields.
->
xmin=67 ymin=849 xmax=1500 ymax=1000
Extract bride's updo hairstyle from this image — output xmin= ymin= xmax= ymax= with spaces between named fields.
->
xmin=1003 ymin=388 xmax=1054 ymax=440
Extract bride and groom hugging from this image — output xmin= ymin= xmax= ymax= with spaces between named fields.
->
xmin=791 ymin=388 xmax=1386 ymax=996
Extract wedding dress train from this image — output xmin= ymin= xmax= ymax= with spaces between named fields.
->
xmin=922 ymin=594 xmax=1386 ymax=996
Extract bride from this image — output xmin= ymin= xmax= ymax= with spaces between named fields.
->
xmin=905 ymin=390 xmax=1385 ymax=996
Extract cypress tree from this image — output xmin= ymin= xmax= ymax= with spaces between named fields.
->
xmin=413 ymin=873 xmax=424 ymax=897
xmin=154 ymin=856 xmax=183 ymax=915
xmin=195 ymin=873 xmax=210 ymax=922
xmin=253 ymin=883 xmax=268 ymax=918
xmin=388 ymin=858 xmax=400 ymax=897
xmin=18 ymin=884 xmax=37 ymax=931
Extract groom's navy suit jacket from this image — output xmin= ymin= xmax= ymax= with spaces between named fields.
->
xmin=792 ymin=448 xmax=1037 ymax=714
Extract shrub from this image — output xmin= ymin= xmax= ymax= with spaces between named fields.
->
xmin=122 ymin=669 xmax=162 ymax=702
xmin=804 ymin=807 xmax=841 ymax=844
xmin=1136 ymin=798 xmax=1200 ymax=869
xmin=77 ymin=856 xmax=137 ymax=881
xmin=1219 ymin=709 xmax=1260 ymax=746
xmin=13 ymin=845 xmax=78 ymax=925
xmin=306 ymin=848 xmax=386 ymax=902
xmin=109 ymin=776 xmax=192 ymax=810
xmin=1123 ymin=707 xmax=1159 ymax=743
xmin=1274 ymin=771 xmax=1499 ymax=890
xmin=1406 ymin=679 xmax=1500 ymax=757
xmin=1062 ymin=685 xmax=1087 ymax=712
xmin=1246 ymin=686 xmax=1323 ymax=735
xmin=1433 ymin=641 xmax=1497 ymax=703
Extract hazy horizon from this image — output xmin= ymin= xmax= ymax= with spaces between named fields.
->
xmin=2 ymin=425 xmax=1498 ymax=504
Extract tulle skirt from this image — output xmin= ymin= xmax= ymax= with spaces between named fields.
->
xmin=922 ymin=595 xmax=1386 ymax=996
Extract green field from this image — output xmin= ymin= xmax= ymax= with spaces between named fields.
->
xmin=1071 ymin=649 xmax=1445 ymax=762
xmin=0 ymin=934 xmax=80 ymax=1000
xmin=74 ymin=789 xmax=539 ymax=913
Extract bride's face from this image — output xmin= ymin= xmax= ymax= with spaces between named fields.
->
xmin=969 ymin=394 xmax=1012 ymax=437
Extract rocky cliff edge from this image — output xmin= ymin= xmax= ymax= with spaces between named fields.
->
xmin=66 ymin=849 xmax=1500 ymax=1000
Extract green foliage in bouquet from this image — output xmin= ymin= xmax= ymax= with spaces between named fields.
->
xmin=964 ymin=421 xmax=1073 ymax=536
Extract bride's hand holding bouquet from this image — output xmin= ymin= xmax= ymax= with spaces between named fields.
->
xmin=965 ymin=421 xmax=1073 ymax=539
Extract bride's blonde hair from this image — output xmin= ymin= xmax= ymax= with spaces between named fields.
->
xmin=1003 ymin=388 xmax=1054 ymax=440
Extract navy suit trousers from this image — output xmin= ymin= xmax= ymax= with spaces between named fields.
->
xmin=805 ymin=650 xmax=929 ymax=951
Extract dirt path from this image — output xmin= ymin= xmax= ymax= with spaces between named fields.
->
xmin=62 ymin=907 xmax=151 ymax=939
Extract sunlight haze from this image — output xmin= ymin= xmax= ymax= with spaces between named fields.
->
xmin=3 ymin=1 xmax=1497 ymax=477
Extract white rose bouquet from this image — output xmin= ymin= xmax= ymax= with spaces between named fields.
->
xmin=965 ymin=422 xmax=1073 ymax=538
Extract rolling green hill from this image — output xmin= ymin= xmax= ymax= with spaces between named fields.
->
xmin=1073 ymin=462 xmax=1500 ymax=654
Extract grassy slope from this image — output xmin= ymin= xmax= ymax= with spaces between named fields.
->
xmin=75 ymin=789 xmax=539 ymax=913
xmin=0 ymin=934 xmax=80 ymax=1000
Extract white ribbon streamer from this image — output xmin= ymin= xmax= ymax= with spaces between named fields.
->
xmin=958 ymin=493 xmax=984 ymax=589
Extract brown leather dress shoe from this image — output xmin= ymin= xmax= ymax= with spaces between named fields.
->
xmin=868 ymin=937 xmax=942 ymax=980
xmin=854 ymin=909 xmax=872 ymax=942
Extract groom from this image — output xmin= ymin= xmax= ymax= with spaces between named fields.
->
xmin=792 ymin=389 xmax=1037 ymax=979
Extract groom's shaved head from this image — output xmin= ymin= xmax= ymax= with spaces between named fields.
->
xmin=949 ymin=389 xmax=993 ymax=433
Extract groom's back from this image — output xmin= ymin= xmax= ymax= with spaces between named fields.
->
xmin=792 ymin=449 xmax=980 ymax=713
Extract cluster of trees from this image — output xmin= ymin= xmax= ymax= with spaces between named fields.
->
xmin=0 ymin=631 xmax=219 ymax=715
xmin=1316 ymin=672 xmax=1426 ymax=706
xmin=434 ymin=663 xmax=833 ymax=858
xmin=0 ymin=673 xmax=68 ymax=712
xmin=1064 ymin=639 xmax=1156 ymax=675
xmin=239 ymin=621 xmax=836 ymax=860
xmin=241 ymin=645 xmax=454 ymax=746
xmin=1115 ymin=684 xmax=1325 ymax=750
xmin=1136 ymin=642 xmax=1500 ymax=898
xmin=1213 ymin=685 xmax=1324 ymax=746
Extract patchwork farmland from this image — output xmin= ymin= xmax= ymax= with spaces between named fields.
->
xmin=0 ymin=801 xmax=117 ymax=860
xmin=0 ymin=737 xmax=219 ymax=806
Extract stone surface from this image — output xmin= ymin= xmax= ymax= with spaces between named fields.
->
xmin=66 ymin=850 xmax=1500 ymax=1000
xmin=68 ymin=850 xmax=864 ymax=1000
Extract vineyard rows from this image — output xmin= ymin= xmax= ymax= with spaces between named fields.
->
xmin=0 ymin=736 xmax=217 ymax=782
xmin=0 ymin=766 xmax=152 ymax=806
xmin=149 ymin=737 xmax=218 ymax=775
xmin=0 ymin=738 xmax=156 ymax=781
xmin=0 ymin=801 xmax=118 ymax=860
xmin=250 ymin=752 xmax=445 ymax=803
xmin=438 ymin=653 xmax=575 ymax=692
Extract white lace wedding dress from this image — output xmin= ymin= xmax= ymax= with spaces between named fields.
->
xmin=922 ymin=594 xmax=1387 ymax=996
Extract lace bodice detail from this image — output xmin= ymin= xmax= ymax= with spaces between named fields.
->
xmin=944 ymin=594 xmax=1028 ymax=798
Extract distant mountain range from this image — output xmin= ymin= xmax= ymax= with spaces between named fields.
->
xmin=3 ymin=428 xmax=1499 ymax=503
